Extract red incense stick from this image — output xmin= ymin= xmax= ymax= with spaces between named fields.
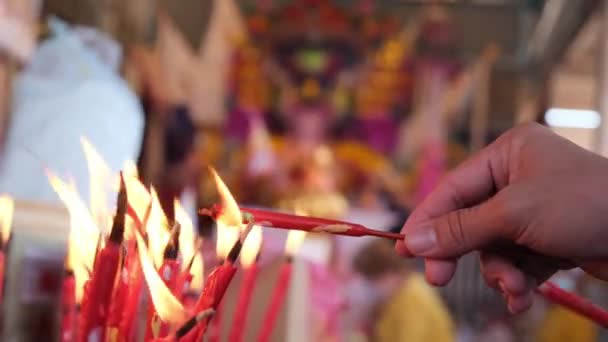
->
xmin=257 ymin=258 xmax=292 ymax=342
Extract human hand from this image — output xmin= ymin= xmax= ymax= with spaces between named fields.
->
xmin=396 ymin=123 xmax=608 ymax=313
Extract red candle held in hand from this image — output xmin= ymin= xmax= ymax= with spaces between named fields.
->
xmin=206 ymin=206 xmax=404 ymax=240
xmin=537 ymin=282 xmax=608 ymax=328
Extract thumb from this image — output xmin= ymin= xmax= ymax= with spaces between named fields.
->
xmin=404 ymin=196 xmax=514 ymax=258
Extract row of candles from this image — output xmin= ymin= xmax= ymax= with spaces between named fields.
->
xmin=0 ymin=139 xmax=307 ymax=341
xmin=1 ymin=138 xmax=608 ymax=341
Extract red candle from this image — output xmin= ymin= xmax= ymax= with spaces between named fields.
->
xmin=118 ymin=250 xmax=143 ymax=341
xmin=257 ymin=229 xmax=306 ymax=342
xmin=257 ymin=260 xmax=292 ymax=342
xmin=106 ymin=240 xmax=134 ymax=339
xmin=228 ymin=225 xmax=262 ymax=342
xmin=228 ymin=262 xmax=259 ymax=342
xmin=79 ymin=173 xmax=126 ymax=342
xmin=179 ymin=262 xmax=238 ymax=342
xmin=145 ymin=258 xmax=181 ymax=340
xmin=61 ymin=272 xmax=76 ymax=342
xmin=119 ymin=200 xmax=152 ymax=341
xmin=79 ymin=242 xmax=121 ymax=342
xmin=209 ymin=300 xmax=223 ymax=342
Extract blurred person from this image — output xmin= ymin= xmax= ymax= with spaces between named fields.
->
xmin=396 ymin=123 xmax=608 ymax=314
xmin=0 ymin=18 xmax=143 ymax=204
xmin=0 ymin=0 xmax=40 ymax=149
xmin=353 ymin=239 xmax=454 ymax=342
xmin=155 ymin=105 xmax=200 ymax=221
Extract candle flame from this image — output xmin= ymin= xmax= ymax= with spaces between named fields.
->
xmin=122 ymin=172 xmax=150 ymax=239
xmin=123 ymin=172 xmax=150 ymax=219
xmin=136 ymin=231 xmax=188 ymax=328
xmin=148 ymin=188 xmax=170 ymax=267
xmin=80 ymin=137 xmax=113 ymax=233
xmin=122 ymin=160 xmax=139 ymax=178
xmin=0 ymin=195 xmax=14 ymax=245
xmin=175 ymin=200 xmax=204 ymax=284
xmin=240 ymin=225 xmax=262 ymax=267
xmin=47 ymin=172 xmax=99 ymax=303
xmin=210 ymin=168 xmax=242 ymax=259
xmin=175 ymin=200 xmax=195 ymax=268
xmin=285 ymin=230 xmax=306 ymax=256
xmin=189 ymin=253 xmax=205 ymax=292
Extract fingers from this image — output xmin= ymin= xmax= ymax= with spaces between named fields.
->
xmin=424 ymin=258 xmax=457 ymax=286
xmin=480 ymin=252 xmax=534 ymax=314
xmin=404 ymin=192 xmax=517 ymax=259
xmin=397 ymin=137 xmax=510 ymax=258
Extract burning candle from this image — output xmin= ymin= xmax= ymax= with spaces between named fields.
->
xmin=180 ymin=169 xmax=248 ymax=342
xmin=175 ymin=199 xmax=204 ymax=302
xmin=146 ymin=224 xmax=181 ymax=340
xmin=78 ymin=174 xmax=127 ymax=342
xmin=257 ymin=230 xmax=307 ymax=342
xmin=118 ymin=175 xmax=153 ymax=341
xmin=228 ymin=225 xmax=262 ymax=342
xmin=136 ymin=230 xmax=189 ymax=333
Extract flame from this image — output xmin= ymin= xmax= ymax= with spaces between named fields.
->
xmin=48 ymin=172 xmax=99 ymax=303
xmin=210 ymin=168 xmax=242 ymax=227
xmin=174 ymin=199 xmax=205 ymax=291
xmin=210 ymin=168 xmax=242 ymax=259
xmin=284 ymin=230 xmax=306 ymax=256
xmin=0 ymin=195 xmax=14 ymax=245
xmin=175 ymin=200 xmax=195 ymax=270
xmin=80 ymin=137 xmax=113 ymax=233
xmin=122 ymin=173 xmax=150 ymax=239
xmin=123 ymin=173 xmax=150 ymax=220
xmin=136 ymin=231 xmax=188 ymax=327
xmin=147 ymin=188 xmax=170 ymax=267
xmin=122 ymin=160 xmax=139 ymax=178
xmin=189 ymin=253 xmax=205 ymax=292
xmin=240 ymin=225 xmax=262 ymax=267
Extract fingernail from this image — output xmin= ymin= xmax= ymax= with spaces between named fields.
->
xmin=405 ymin=227 xmax=436 ymax=254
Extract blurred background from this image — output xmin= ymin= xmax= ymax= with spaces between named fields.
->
xmin=1 ymin=0 xmax=608 ymax=341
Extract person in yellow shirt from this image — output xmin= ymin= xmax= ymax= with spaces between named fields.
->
xmin=353 ymin=239 xmax=455 ymax=342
